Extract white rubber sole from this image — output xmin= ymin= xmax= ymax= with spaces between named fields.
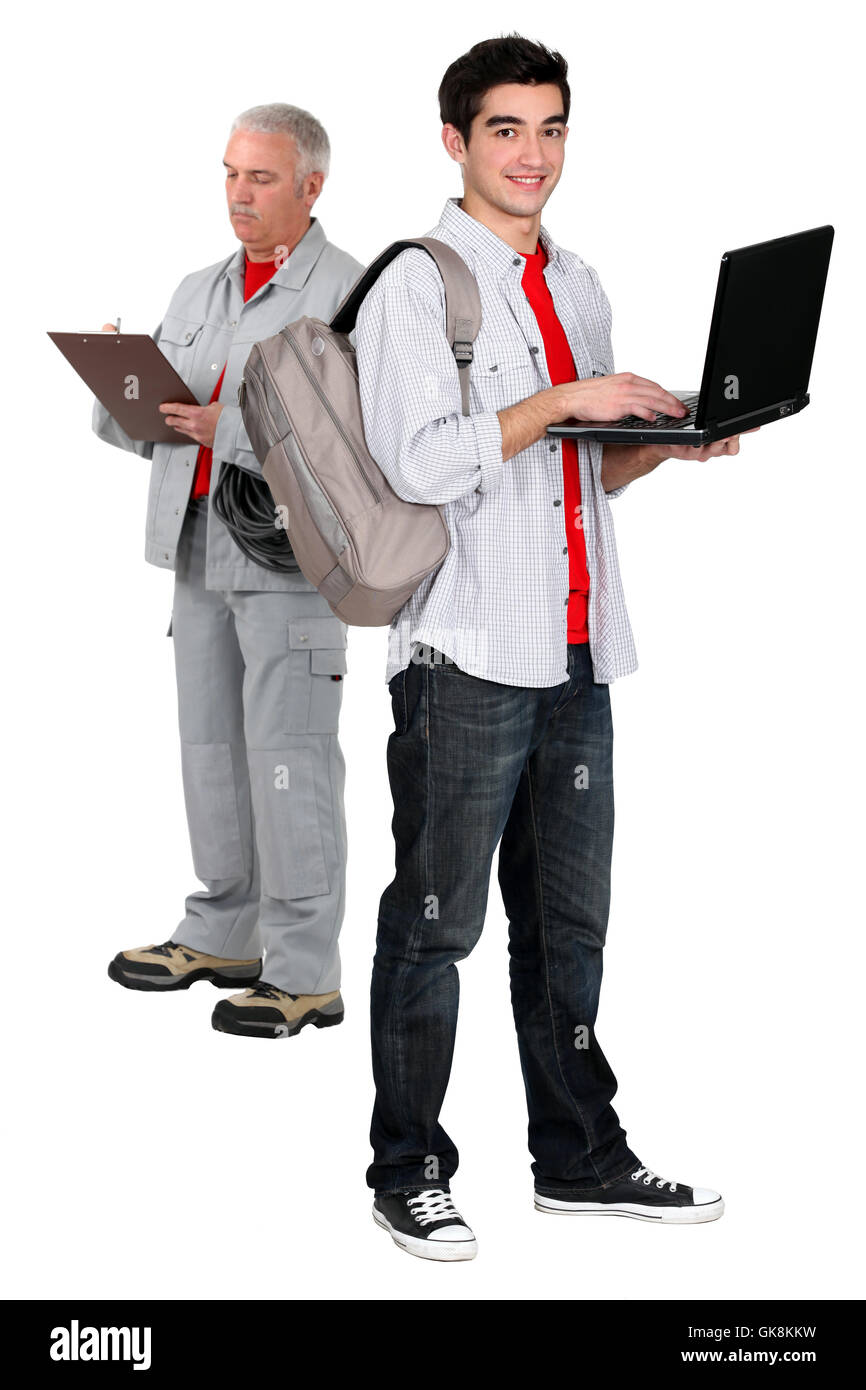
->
xmin=534 ymin=1193 xmax=725 ymax=1224
xmin=372 ymin=1206 xmax=478 ymax=1261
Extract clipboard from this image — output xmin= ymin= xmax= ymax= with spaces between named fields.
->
xmin=48 ymin=331 xmax=201 ymax=442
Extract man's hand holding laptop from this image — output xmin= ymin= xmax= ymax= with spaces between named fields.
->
xmin=499 ymin=369 xmax=756 ymax=472
xmin=551 ymin=371 xmax=757 ymax=462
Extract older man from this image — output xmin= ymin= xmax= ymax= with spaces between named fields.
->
xmin=94 ymin=104 xmax=362 ymax=1039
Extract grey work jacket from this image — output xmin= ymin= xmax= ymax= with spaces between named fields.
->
xmin=92 ymin=217 xmax=363 ymax=591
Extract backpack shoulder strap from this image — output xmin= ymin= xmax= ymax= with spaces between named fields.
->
xmin=329 ymin=237 xmax=481 ymax=416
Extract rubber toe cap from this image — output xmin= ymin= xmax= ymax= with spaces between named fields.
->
xmin=692 ymin=1187 xmax=722 ymax=1205
xmin=429 ymin=1224 xmax=475 ymax=1242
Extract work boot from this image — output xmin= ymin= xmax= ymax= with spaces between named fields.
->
xmin=211 ymin=982 xmax=344 ymax=1038
xmin=108 ymin=940 xmax=262 ymax=992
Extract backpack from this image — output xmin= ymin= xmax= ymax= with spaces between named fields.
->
xmin=237 ymin=238 xmax=481 ymax=626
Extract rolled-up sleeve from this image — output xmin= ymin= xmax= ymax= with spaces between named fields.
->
xmin=355 ymin=251 xmax=504 ymax=505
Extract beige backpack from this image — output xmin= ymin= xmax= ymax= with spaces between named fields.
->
xmin=238 ymin=238 xmax=481 ymax=626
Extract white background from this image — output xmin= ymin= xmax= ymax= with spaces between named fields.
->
xmin=3 ymin=0 xmax=863 ymax=1302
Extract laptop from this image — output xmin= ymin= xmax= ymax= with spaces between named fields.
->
xmin=547 ymin=225 xmax=834 ymax=446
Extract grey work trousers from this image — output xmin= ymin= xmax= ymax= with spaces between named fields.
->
xmin=169 ymin=497 xmax=347 ymax=993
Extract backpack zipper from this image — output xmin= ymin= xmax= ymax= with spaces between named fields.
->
xmin=241 ymin=362 xmax=283 ymax=444
xmin=277 ymin=330 xmax=381 ymax=504
xmin=242 ymin=351 xmax=363 ymax=574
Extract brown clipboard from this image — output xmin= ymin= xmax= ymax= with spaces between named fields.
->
xmin=48 ymin=331 xmax=201 ymax=442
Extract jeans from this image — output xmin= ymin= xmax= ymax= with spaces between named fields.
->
xmin=368 ymin=642 xmax=640 ymax=1196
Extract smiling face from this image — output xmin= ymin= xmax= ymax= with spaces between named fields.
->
xmin=442 ymin=81 xmax=568 ymax=248
xmin=223 ymin=128 xmax=324 ymax=261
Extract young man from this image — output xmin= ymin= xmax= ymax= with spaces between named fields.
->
xmin=355 ymin=36 xmax=751 ymax=1260
xmin=93 ymin=106 xmax=362 ymax=1038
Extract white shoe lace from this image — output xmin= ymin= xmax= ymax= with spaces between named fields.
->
xmin=406 ymin=1189 xmax=462 ymax=1226
xmin=631 ymin=1165 xmax=677 ymax=1192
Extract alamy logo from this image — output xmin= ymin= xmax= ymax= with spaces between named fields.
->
xmin=49 ymin=1321 xmax=152 ymax=1371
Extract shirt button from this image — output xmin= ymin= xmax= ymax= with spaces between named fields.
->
xmin=184 ymin=332 xmax=192 ymax=342
xmin=512 ymin=257 xmax=521 ymax=266
xmin=550 ymin=442 xmax=557 ymax=452
xmin=210 ymin=363 xmax=219 ymax=370
xmin=298 ymin=634 xmax=309 ymax=642
xmin=529 ymin=345 xmax=539 ymax=355
xmin=562 ymin=546 xmax=568 ymax=554
xmin=228 ymin=320 xmax=237 ymax=327
xmin=553 ymin=499 xmax=562 ymax=507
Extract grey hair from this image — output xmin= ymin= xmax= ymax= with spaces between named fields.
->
xmin=230 ymin=104 xmax=331 ymax=193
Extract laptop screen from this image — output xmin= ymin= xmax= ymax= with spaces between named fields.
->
xmin=697 ymin=225 xmax=833 ymax=428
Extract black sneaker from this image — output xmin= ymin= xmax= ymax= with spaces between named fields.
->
xmin=373 ymin=1188 xmax=478 ymax=1261
xmin=108 ymin=940 xmax=262 ymax=992
xmin=535 ymin=1164 xmax=724 ymax=1224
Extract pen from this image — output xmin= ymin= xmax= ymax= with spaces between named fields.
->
xmin=116 ymin=316 xmax=121 ymax=334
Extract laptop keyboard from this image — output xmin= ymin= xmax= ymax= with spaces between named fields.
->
xmin=611 ymin=392 xmax=700 ymax=429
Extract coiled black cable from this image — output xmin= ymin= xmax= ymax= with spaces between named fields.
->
xmin=211 ymin=463 xmax=300 ymax=573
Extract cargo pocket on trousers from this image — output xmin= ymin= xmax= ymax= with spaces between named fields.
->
xmin=285 ymin=616 xmax=348 ymax=734
xmin=309 ymin=646 xmax=346 ymax=733
xmin=180 ymin=741 xmax=246 ymax=880
xmin=249 ymin=746 xmax=330 ymax=900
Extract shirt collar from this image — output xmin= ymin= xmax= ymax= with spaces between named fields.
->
xmin=437 ymin=196 xmax=561 ymax=277
xmin=223 ymin=216 xmax=327 ymax=295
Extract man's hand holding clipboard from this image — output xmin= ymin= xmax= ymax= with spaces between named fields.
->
xmin=47 ymin=321 xmax=206 ymax=444
xmin=97 ymin=322 xmax=225 ymax=448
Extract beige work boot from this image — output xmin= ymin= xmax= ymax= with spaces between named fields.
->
xmin=108 ymin=939 xmax=262 ymax=992
xmin=211 ymin=982 xmax=344 ymax=1038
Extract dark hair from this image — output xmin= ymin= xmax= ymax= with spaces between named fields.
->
xmin=438 ymin=34 xmax=570 ymax=146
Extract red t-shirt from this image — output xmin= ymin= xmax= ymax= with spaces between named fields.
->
xmin=520 ymin=242 xmax=590 ymax=644
xmin=189 ymin=253 xmax=281 ymax=499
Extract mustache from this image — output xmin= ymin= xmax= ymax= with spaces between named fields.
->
xmin=230 ymin=205 xmax=262 ymax=219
